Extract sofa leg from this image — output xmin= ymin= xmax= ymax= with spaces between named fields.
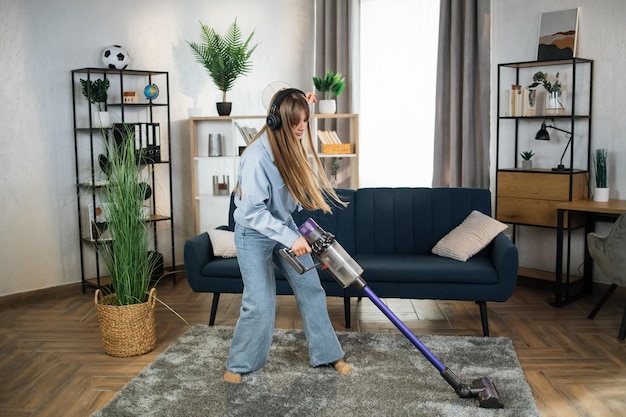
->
xmin=617 ymin=308 xmax=626 ymax=340
xmin=477 ymin=301 xmax=490 ymax=337
xmin=344 ymin=296 xmax=351 ymax=328
xmin=209 ymin=293 xmax=220 ymax=326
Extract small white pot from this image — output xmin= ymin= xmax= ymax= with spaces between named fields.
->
xmin=593 ymin=188 xmax=609 ymax=202
xmin=545 ymin=91 xmax=566 ymax=116
xmin=140 ymin=206 xmax=151 ymax=220
xmin=93 ymin=111 xmax=111 ymax=128
xmin=318 ymin=99 xmax=337 ymax=114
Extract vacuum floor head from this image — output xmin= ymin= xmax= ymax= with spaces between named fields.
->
xmin=471 ymin=377 xmax=504 ymax=409
xmin=441 ymin=369 xmax=504 ymax=408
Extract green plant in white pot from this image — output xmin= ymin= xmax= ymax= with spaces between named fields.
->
xmin=593 ymin=148 xmax=609 ymax=202
xmin=188 ymin=18 xmax=258 ymax=116
xmin=520 ymin=150 xmax=535 ymax=169
xmin=94 ymin=125 xmax=162 ymax=357
xmin=528 ymin=71 xmax=564 ymax=115
xmin=80 ymin=78 xmax=111 ymax=127
xmin=313 ymin=70 xmax=345 ymax=114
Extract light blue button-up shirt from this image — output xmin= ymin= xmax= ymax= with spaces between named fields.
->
xmin=233 ymin=132 xmax=301 ymax=248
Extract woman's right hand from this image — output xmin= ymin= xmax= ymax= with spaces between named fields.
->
xmin=291 ymin=236 xmax=311 ymax=257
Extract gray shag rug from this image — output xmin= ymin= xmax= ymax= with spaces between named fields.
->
xmin=92 ymin=325 xmax=539 ymax=417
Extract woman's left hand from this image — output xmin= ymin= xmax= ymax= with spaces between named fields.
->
xmin=291 ymin=236 xmax=312 ymax=256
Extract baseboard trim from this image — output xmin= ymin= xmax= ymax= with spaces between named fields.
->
xmin=0 ymin=267 xmax=187 ymax=312
xmin=0 ymin=282 xmax=84 ymax=311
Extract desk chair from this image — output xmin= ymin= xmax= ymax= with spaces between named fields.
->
xmin=586 ymin=212 xmax=626 ymax=340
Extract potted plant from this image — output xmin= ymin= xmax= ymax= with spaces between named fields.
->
xmin=313 ymin=70 xmax=345 ymax=114
xmin=593 ymin=148 xmax=609 ymax=202
xmin=528 ymin=71 xmax=564 ymax=115
xmin=80 ymin=78 xmax=111 ymax=127
xmin=188 ymin=18 xmax=258 ymax=116
xmin=520 ymin=150 xmax=535 ymax=169
xmin=330 ymin=157 xmax=342 ymax=187
xmin=93 ymin=125 xmax=162 ymax=357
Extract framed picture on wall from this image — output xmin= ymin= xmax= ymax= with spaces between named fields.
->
xmin=537 ymin=8 xmax=579 ymax=61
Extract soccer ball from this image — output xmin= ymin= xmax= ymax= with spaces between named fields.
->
xmin=101 ymin=45 xmax=130 ymax=70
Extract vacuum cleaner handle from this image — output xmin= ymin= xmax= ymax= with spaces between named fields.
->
xmin=279 ymin=248 xmax=320 ymax=274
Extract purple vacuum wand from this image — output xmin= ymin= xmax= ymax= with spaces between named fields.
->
xmin=280 ymin=218 xmax=503 ymax=409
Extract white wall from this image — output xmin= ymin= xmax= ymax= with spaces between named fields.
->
xmin=1 ymin=0 xmax=624 ymax=296
xmin=0 ymin=0 xmax=314 ymax=296
xmin=491 ymin=0 xmax=626 ymax=280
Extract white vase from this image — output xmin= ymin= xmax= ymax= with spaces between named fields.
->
xmin=521 ymin=160 xmax=532 ymax=170
xmin=93 ymin=111 xmax=111 ymax=128
xmin=593 ymin=187 xmax=609 ymax=202
xmin=318 ymin=99 xmax=336 ymax=114
xmin=545 ymin=91 xmax=566 ymax=115
xmin=140 ymin=206 xmax=151 ymax=220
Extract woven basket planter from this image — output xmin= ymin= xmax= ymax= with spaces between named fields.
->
xmin=94 ymin=288 xmax=157 ymax=357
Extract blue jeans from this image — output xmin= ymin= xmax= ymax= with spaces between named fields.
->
xmin=226 ymin=222 xmax=345 ymax=374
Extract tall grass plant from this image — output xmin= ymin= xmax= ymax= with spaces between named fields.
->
xmin=100 ymin=126 xmax=159 ymax=305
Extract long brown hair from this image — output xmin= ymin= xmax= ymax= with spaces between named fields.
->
xmin=246 ymin=89 xmax=346 ymax=213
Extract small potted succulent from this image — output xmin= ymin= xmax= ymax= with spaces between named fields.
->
xmin=313 ymin=70 xmax=345 ymax=114
xmin=528 ymin=71 xmax=564 ymax=115
xmin=80 ymin=78 xmax=111 ymax=127
xmin=330 ymin=157 xmax=342 ymax=187
xmin=520 ymin=150 xmax=535 ymax=169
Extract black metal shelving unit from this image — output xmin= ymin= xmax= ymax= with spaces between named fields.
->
xmin=71 ymin=68 xmax=175 ymax=290
xmin=495 ymin=58 xmax=594 ymax=306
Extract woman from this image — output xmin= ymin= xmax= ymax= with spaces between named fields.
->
xmin=224 ymin=88 xmax=351 ymax=384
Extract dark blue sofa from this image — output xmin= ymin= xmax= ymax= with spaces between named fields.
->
xmin=184 ymin=187 xmax=519 ymax=336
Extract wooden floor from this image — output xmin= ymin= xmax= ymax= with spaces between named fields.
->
xmin=1 ymin=274 xmax=624 ymax=417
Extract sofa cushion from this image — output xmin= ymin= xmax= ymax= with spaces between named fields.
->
xmin=432 ymin=210 xmax=507 ymax=262
xmin=200 ymin=256 xmax=342 ymax=284
xmin=201 ymin=257 xmax=242 ymax=277
xmin=354 ymin=254 xmax=499 ymax=284
xmin=207 ymin=229 xmax=237 ymax=258
xmin=354 ymin=187 xmax=493 ymax=255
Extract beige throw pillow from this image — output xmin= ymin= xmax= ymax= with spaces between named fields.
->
xmin=207 ymin=229 xmax=237 ymax=258
xmin=431 ymin=210 xmax=507 ymax=262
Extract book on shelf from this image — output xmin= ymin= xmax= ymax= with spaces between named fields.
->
xmin=509 ymin=84 xmax=523 ymax=117
xmin=330 ymin=131 xmax=342 ymax=144
xmin=317 ymin=130 xmax=353 ymax=154
xmin=316 ymin=130 xmax=343 ymax=145
xmin=522 ymin=88 xmax=537 ymax=116
xmin=234 ymin=122 xmax=258 ymax=145
xmin=112 ymin=122 xmax=161 ymax=164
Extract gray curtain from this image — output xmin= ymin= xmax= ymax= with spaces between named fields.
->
xmin=314 ymin=0 xmax=356 ymax=114
xmin=432 ymin=0 xmax=491 ymax=188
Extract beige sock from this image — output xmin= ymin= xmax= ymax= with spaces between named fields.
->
xmin=223 ymin=370 xmax=242 ymax=384
xmin=333 ymin=359 xmax=352 ymax=375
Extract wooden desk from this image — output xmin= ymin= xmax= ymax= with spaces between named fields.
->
xmin=555 ymin=199 xmax=626 ymax=306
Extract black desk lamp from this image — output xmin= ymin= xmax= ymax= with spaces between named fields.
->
xmin=535 ymin=119 xmax=573 ymax=172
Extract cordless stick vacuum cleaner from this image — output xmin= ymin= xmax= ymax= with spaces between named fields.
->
xmin=280 ymin=218 xmax=504 ymax=409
